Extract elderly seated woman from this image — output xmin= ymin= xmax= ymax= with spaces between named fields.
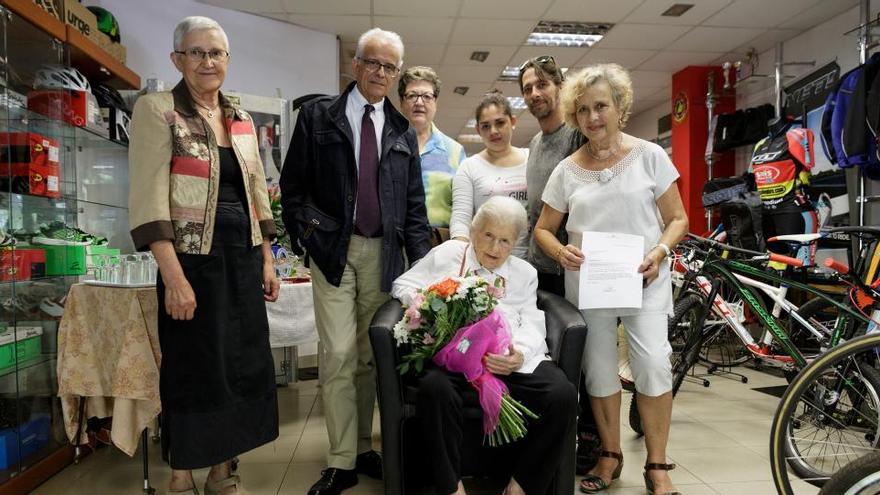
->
xmin=391 ymin=196 xmax=577 ymax=495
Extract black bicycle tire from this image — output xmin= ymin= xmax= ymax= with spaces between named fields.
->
xmin=818 ymin=450 xmax=880 ymax=495
xmin=770 ymin=333 xmax=880 ymax=494
xmin=628 ymin=294 xmax=703 ymax=437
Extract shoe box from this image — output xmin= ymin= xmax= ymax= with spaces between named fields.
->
xmin=0 ymin=247 xmax=47 ymax=281
xmin=41 ymin=244 xmax=87 ymax=276
xmin=0 ymin=413 xmax=51 ymax=469
xmin=27 ymin=89 xmax=101 ymax=128
xmin=0 ymin=132 xmax=61 ymax=198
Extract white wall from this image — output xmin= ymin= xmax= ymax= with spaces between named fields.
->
xmin=92 ymin=0 xmax=338 ymax=99
xmin=627 ymin=99 xmax=669 ymax=142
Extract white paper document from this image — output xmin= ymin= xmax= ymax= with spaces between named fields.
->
xmin=579 ymin=231 xmax=644 ymax=310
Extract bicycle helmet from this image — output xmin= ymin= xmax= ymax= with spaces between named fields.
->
xmin=114 ymin=110 xmax=130 ymax=143
xmin=86 ymin=6 xmax=120 ymax=43
xmin=34 ymin=65 xmax=90 ymax=92
xmin=91 ymin=83 xmax=129 ymax=113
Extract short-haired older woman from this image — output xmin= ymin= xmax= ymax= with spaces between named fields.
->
xmin=392 ymin=196 xmax=576 ymax=495
xmin=129 ymin=16 xmax=279 ymax=495
xmin=534 ymin=64 xmax=688 ymax=495
xmin=398 ymin=66 xmax=466 ymax=243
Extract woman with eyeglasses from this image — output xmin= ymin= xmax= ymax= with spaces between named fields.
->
xmin=128 ymin=16 xmax=279 ymax=495
xmin=398 ymin=66 xmax=466 ymax=245
xmin=450 ymin=91 xmax=530 ymax=257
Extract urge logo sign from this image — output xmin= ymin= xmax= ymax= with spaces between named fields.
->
xmin=67 ymin=10 xmax=91 ymax=36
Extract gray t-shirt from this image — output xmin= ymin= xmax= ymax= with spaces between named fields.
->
xmin=526 ymin=124 xmax=585 ymax=274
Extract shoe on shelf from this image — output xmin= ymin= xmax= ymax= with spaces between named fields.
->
xmin=32 ymin=221 xmax=107 ymax=246
xmin=355 ymin=450 xmax=383 ymax=480
xmin=205 ymin=474 xmax=246 ymax=495
xmin=579 ymin=450 xmax=623 ymax=494
xmin=307 ymin=468 xmax=358 ymax=495
xmin=643 ymin=462 xmax=682 ymax=495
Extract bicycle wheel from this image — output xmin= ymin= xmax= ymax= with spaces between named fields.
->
xmin=770 ymin=333 xmax=880 ymax=494
xmin=629 ymin=294 xmax=703 ymax=436
xmin=818 ymin=450 xmax=880 ymax=495
xmin=698 ymin=282 xmax=765 ymax=368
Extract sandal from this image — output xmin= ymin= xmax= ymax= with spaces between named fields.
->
xmin=643 ymin=462 xmax=682 ymax=495
xmin=579 ymin=450 xmax=623 ymax=493
xmin=205 ymin=474 xmax=246 ymax=495
xmin=168 ymin=486 xmax=199 ymax=494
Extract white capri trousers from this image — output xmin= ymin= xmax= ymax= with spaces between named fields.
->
xmin=582 ymin=312 xmax=673 ymax=398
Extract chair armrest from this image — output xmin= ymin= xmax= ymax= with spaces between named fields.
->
xmin=369 ymin=299 xmax=406 ymax=413
xmin=537 ymin=290 xmax=587 ymax=385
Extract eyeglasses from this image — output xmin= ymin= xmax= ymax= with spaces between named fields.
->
xmin=357 ymin=57 xmax=401 ymax=76
xmin=519 ymin=55 xmax=557 ymax=73
xmin=174 ymin=48 xmax=230 ymax=63
xmin=403 ymin=92 xmax=436 ymax=103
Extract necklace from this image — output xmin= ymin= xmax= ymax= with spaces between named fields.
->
xmin=193 ymin=99 xmax=220 ymax=119
xmin=586 ymin=133 xmax=623 ymax=161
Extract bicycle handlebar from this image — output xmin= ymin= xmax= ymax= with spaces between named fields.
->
xmin=768 ymin=252 xmax=804 ymax=267
xmin=823 ymin=257 xmax=850 ymax=275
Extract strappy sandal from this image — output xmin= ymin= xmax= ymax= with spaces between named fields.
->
xmin=643 ymin=462 xmax=682 ymax=495
xmin=168 ymin=486 xmax=199 ymax=494
xmin=205 ymin=474 xmax=245 ymax=495
xmin=579 ymin=450 xmax=623 ymax=493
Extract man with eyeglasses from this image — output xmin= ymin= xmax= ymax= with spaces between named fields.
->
xmin=280 ymin=28 xmax=431 ymax=495
xmin=519 ymin=55 xmax=600 ymax=475
xmin=397 ymin=66 xmax=466 ymax=245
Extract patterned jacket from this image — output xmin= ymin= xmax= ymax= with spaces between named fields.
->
xmin=128 ymin=81 xmax=275 ymax=253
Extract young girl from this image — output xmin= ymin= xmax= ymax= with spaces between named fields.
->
xmin=450 ymin=91 xmax=530 ymax=258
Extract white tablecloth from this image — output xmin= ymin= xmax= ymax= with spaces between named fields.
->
xmin=267 ymin=282 xmax=318 ymax=348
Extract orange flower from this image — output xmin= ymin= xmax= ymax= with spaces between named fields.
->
xmin=427 ymin=278 xmax=460 ymax=298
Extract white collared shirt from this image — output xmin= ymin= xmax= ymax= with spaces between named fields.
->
xmin=391 ymin=240 xmax=550 ymax=374
xmin=345 ymin=85 xmax=385 ymax=173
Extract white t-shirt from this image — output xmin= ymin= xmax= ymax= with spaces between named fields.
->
xmin=450 ymin=149 xmax=530 ymax=258
xmin=541 ymin=139 xmax=680 ymax=316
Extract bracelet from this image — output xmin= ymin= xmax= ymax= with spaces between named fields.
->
xmin=555 ymin=245 xmax=565 ymax=263
xmin=653 ymin=243 xmax=672 ymax=258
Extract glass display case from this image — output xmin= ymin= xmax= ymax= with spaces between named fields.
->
xmin=0 ymin=1 xmax=139 ymax=491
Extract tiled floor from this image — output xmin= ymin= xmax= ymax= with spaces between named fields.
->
xmin=33 ymin=365 xmax=822 ymax=495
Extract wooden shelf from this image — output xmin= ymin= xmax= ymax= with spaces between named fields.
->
xmin=0 ymin=0 xmax=64 ymax=41
xmin=66 ymin=26 xmax=140 ymax=90
xmin=0 ymin=0 xmax=140 ymax=90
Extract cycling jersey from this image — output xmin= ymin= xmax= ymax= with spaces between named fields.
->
xmin=750 ymin=127 xmax=815 ymax=206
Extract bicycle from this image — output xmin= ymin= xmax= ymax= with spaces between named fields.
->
xmin=817 ymin=449 xmax=880 ymax=495
xmin=628 ymin=229 xmax=880 ymax=437
xmin=770 ymin=332 xmax=880 ymax=492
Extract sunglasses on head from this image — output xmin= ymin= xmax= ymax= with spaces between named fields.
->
xmin=519 ymin=55 xmax=557 ymax=73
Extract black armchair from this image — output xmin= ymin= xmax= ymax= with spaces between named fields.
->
xmin=369 ymin=290 xmax=587 ymax=495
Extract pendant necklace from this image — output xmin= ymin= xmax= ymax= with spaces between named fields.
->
xmin=194 ymin=99 xmax=220 ymax=119
xmin=586 ymin=133 xmax=623 ymax=161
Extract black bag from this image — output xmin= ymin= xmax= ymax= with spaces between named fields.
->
xmin=702 ymin=173 xmax=756 ymax=207
xmin=719 ymin=191 xmax=765 ymax=252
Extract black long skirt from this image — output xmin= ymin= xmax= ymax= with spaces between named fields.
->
xmin=157 ymin=202 xmax=279 ymax=469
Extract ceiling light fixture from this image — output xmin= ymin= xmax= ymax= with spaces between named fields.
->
xmin=526 ymin=20 xmax=612 ymax=48
xmin=661 ymin=4 xmax=694 ymax=17
xmin=498 ymin=66 xmax=521 ymax=81
xmin=458 ymin=134 xmax=483 ymax=143
xmin=506 ymin=96 xmax=527 ymax=111
xmin=453 ymin=86 xmax=469 ymax=95
xmin=470 ymin=51 xmax=489 ymax=62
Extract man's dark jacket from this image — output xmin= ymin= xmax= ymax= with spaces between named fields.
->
xmin=280 ymin=81 xmax=431 ymax=292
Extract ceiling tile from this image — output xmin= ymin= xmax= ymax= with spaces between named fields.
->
xmin=733 ymin=29 xmax=803 ymax=54
xmin=438 ymin=65 xmax=507 ymax=83
xmin=279 ymin=0 xmax=369 ymax=15
xmin=449 ymin=19 xmax=536 ymax=45
xmin=436 ymin=107 xmax=475 ymax=119
xmin=597 ymin=24 xmax=692 ymax=50
xmin=778 ymin=0 xmax=860 ymax=30
xmin=629 ymin=70 xmax=672 ymax=88
xmin=374 ymin=16 xmax=456 ymax=44
xmin=202 ymin=0 xmax=284 ymax=12
xmin=510 ymin=46 xmax=588 ymax=68
xmin=632 ymin=96 xmax=667 ymax=116
xmin=400 ymin=44 xmax=447 ymax=67
xmin=544 ymin=0 xmax=643 ymax=23
xmin=573 ymin=48 xmax=658 ymax=69
xmin=703 ymin=0 xmax=820 ymax=28
xmin=442 ymin=93 xmax=486 ymax=110
xmin=622 ymin=0 xmax=730 ymax=26
xmin=373 ymin=0 xmax=462 ymax=17
xmin=286 ymin=14 xmax=371 ymax=40
xmin=490 ymin=80 xmax=525 ymax=95
xmin=665 ymin=26 xmax=766 ymax=53
xmin=637 ymin=51 xmax=726 ymax=72
xmin=442 ymin=45 xmax=520 ymax=66
xmin=460 ymin=0 xmax=553 ymax=19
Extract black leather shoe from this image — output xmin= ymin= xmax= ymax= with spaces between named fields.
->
xmin=355 ymin=450 xmax=383 ymax=480
xmin=307 ymin=468 xmax=358 ymax=495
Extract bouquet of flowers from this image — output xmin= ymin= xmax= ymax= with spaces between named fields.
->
xmin=393 ymin=274 xmax=538 ymax=446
